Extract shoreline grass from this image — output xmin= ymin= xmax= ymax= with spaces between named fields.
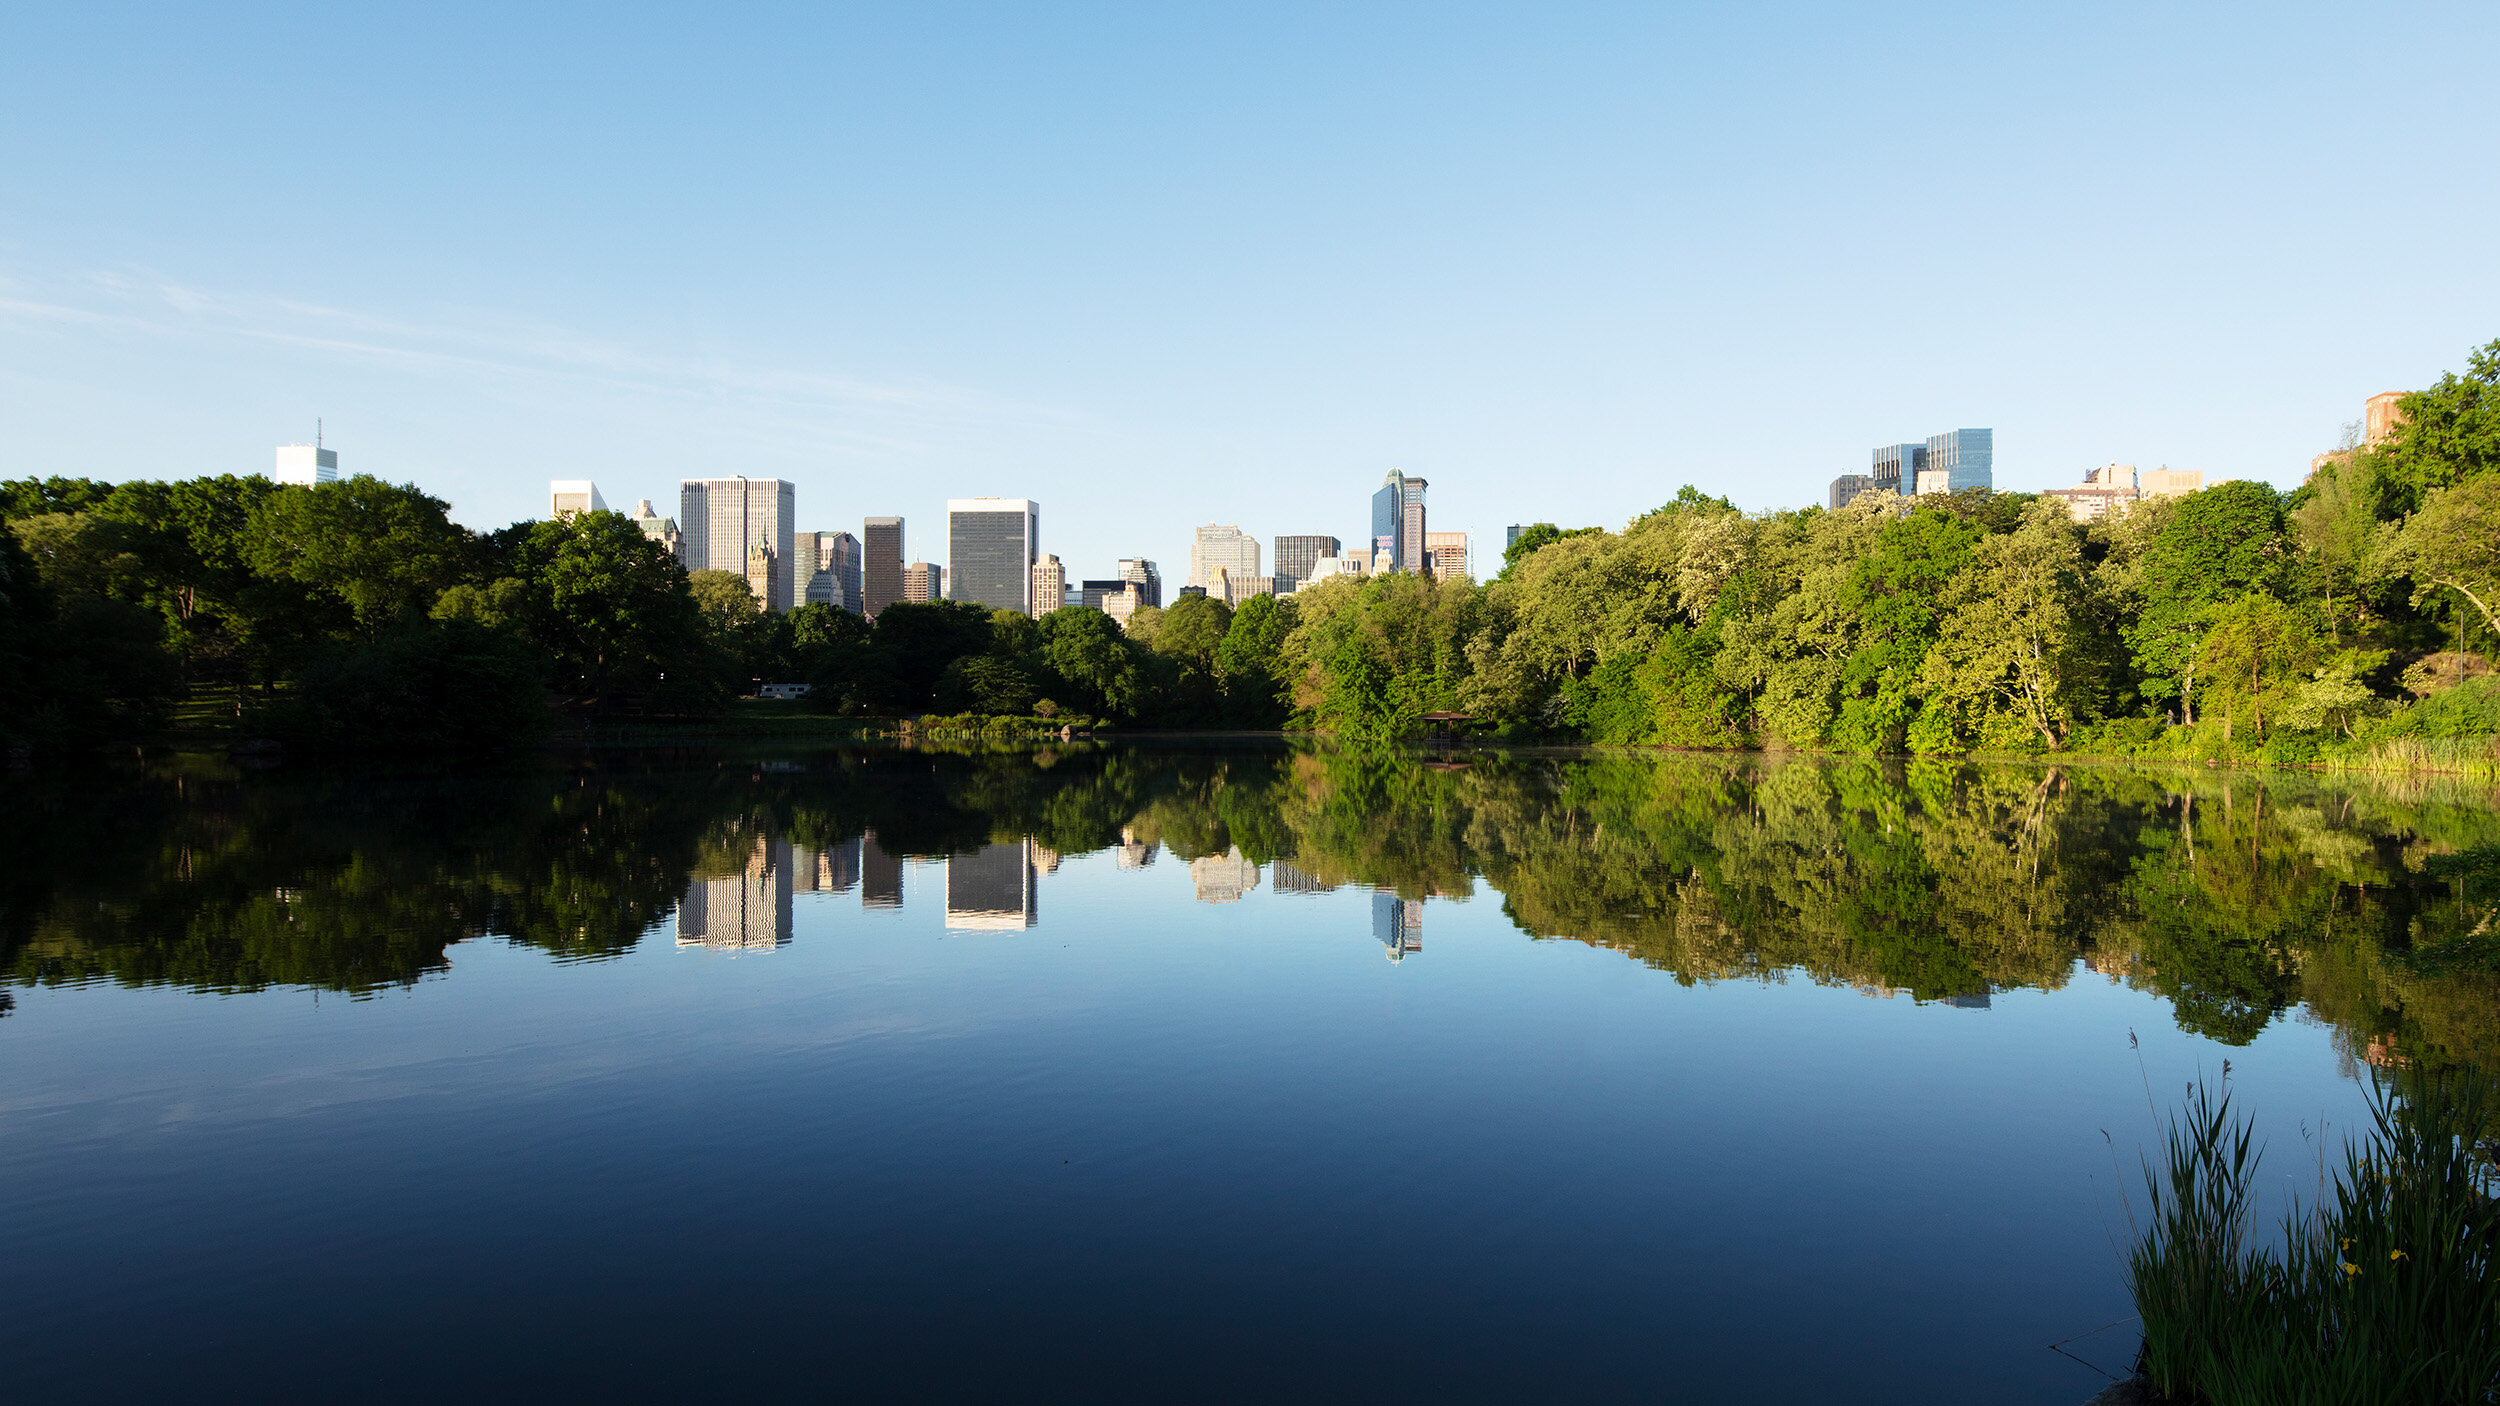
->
xmin=2125 ymin=1071 xmax=2500 ymax=1404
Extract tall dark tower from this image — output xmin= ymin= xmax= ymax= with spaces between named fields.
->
xmin=862 ymin=516 xmax=904 ymax=619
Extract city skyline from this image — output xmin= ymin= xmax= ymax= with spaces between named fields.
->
xmin=9 ymin=7 xmax=2488 ymax=584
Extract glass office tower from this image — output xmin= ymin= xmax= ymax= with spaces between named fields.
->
xmin=946 ymin=498 xmax=1039 ymax=614
xmin=1923 ymin=429 xmax=1994 ymax=493
xmin=1273 ymin=534 xmax=1340 ymax=590
xmin=1371 ymin=469 xmax=1426 ymax=572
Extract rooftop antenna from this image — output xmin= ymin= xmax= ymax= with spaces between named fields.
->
xmin=316 ymin=418 xmax=323 ymax=449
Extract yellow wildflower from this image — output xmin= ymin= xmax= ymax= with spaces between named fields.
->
xmin=2391 ymin=1249 xmax=2410 ymax=1262
xmin=2342 ymin=1262 xmax=2362 ymax=1277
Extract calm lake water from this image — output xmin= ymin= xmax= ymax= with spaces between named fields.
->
xmin=5 ymin=743 xmax=2496 ymax=1402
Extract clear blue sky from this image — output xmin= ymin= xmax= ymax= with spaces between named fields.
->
xmin=4 ymin=2 xmax=2495 ymax=581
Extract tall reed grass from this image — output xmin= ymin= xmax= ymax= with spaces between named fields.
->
xmin=2321 ymin=735 xmax=2500 ymax=782
xmin=2126 ymin=1071 xmax=2500 ymax=1403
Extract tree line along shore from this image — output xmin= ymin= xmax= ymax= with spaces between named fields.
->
xmin=3 ymin=338 xmax=2494 ymax=768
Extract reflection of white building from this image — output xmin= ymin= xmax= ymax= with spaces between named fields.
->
xmin=1117 ymin=825 xmax=1157 ymax=869
xmin=1190 ymin=846 xmax=1261 ymax=903
xmin=947 ymin=839 xmax=1037 ymax=930
xmin=1371 ymin=890 xmax=1422 ymax=962
xmin=678 ymin=836 xmax=794 ymax=952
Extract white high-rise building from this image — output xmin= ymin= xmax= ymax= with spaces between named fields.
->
xmin=1189 ymin=524 xmax=1260 ymax=599
xmin=272 ymin=443 xmax=338 ymax=486
xmin=549 ymin=480 xmax=608 ymax=518
xmin=1030 ymin=554 xmax=1066 ymax=620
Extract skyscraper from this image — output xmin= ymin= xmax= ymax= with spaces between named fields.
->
xmin=1827 ymin=474 xmax=1875 ymax=511
xmin=1030 ymin=554 xmax=1065 ymax=619
xmin=903 ymin=561 xmax=942 ymax=603
xmin=1370 ymin=470 xmax=1427 ymax=572
xmin=1423 ymin=531 xmax=1469 ymax=583
xmin=946 ymin=498 xmax=1039 ymax=615
xmin=1273 ymin=535 xmax=1341 ymax=591
xmin=1870 ymin=443 xmax=1922 ymax=494
xmin=272 ymin=443 xmax=338 ymax=486
xmin=680 ymin=477 xmax=796 ymax=612
xmin=1118 ymin=558 xmax=1162 ymax=608
xmin=1189 ymin=524 xmax=1259 ymax=597
xmin=793 ymin=530 xmax=824 ymax=602
xmin=1917 ymin=430 xmax=1993 ymax=495
xmin=862 ymin=517 xmax=905 ymax=618
xmin=549 ymin=480 xmax=607 ymax=518
xmin=825 ymin=531 xmax=862 ymax=613
xmin=791 ymin=531 xmax=863 ymax=611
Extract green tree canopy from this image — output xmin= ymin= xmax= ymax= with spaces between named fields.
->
xmin=246 ymin=475 xmax=473 ymax=640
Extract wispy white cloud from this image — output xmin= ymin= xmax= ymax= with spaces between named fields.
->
xmin=0 ymin=265 xmax=1102 ymax=463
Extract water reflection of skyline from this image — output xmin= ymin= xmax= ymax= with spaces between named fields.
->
xmin=668 ymin=826 xmax=1424 ymax=957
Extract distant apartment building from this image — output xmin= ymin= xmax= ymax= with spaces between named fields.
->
xmin=1273 ymin=535 xmax=1341 ymax=591
xmin=2042 ymin=464 xmax=2215 ymax=522
xmin=681 ymin=477 xmax=797 ymax=612
xmin=2366 ymin=391 xmax=2407 ymax=444
xmin=1189 ymin=525 xmax=1260 ymax=598
xmin=630 ymin=499 xmax=682 ymax=556
xmin=862 ymin=516 xmax=905 ymax=618
xmin=1118 ymin=558 xmax=1162 ymax=608
xmin=1423 ymin=531 xmax=1470 ymax=583
xmin=902 ymin=561 xmax=943 ymax=603
xmin=1370 ymin=470 xmax=1428 ymax=572
xmin=1827 ymin=474 xmax=1876 ymax=511
xmin=1505 ymin=524 xmax=1524 ymax=550
xmin=549 ymin=480 xmax=607 ymax=518
xmin=2312 ymin=391 xmax=2413 ymax=475
xmin=272 ymin=443 xmax=339 ymax=486
xmin=946 ymin=839 xmax=1036 ymax=931
xmin=947 ymin=498 xmax=1039 ymax=615
xmin=1104 ymin=583 xmax=1144 ymax=629
xmin=1030 ymin=554 xmax=1065 ymax=619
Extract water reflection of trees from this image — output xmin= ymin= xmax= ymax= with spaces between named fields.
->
xmin=5 ymin=745 xmax=2496 ymax=1068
